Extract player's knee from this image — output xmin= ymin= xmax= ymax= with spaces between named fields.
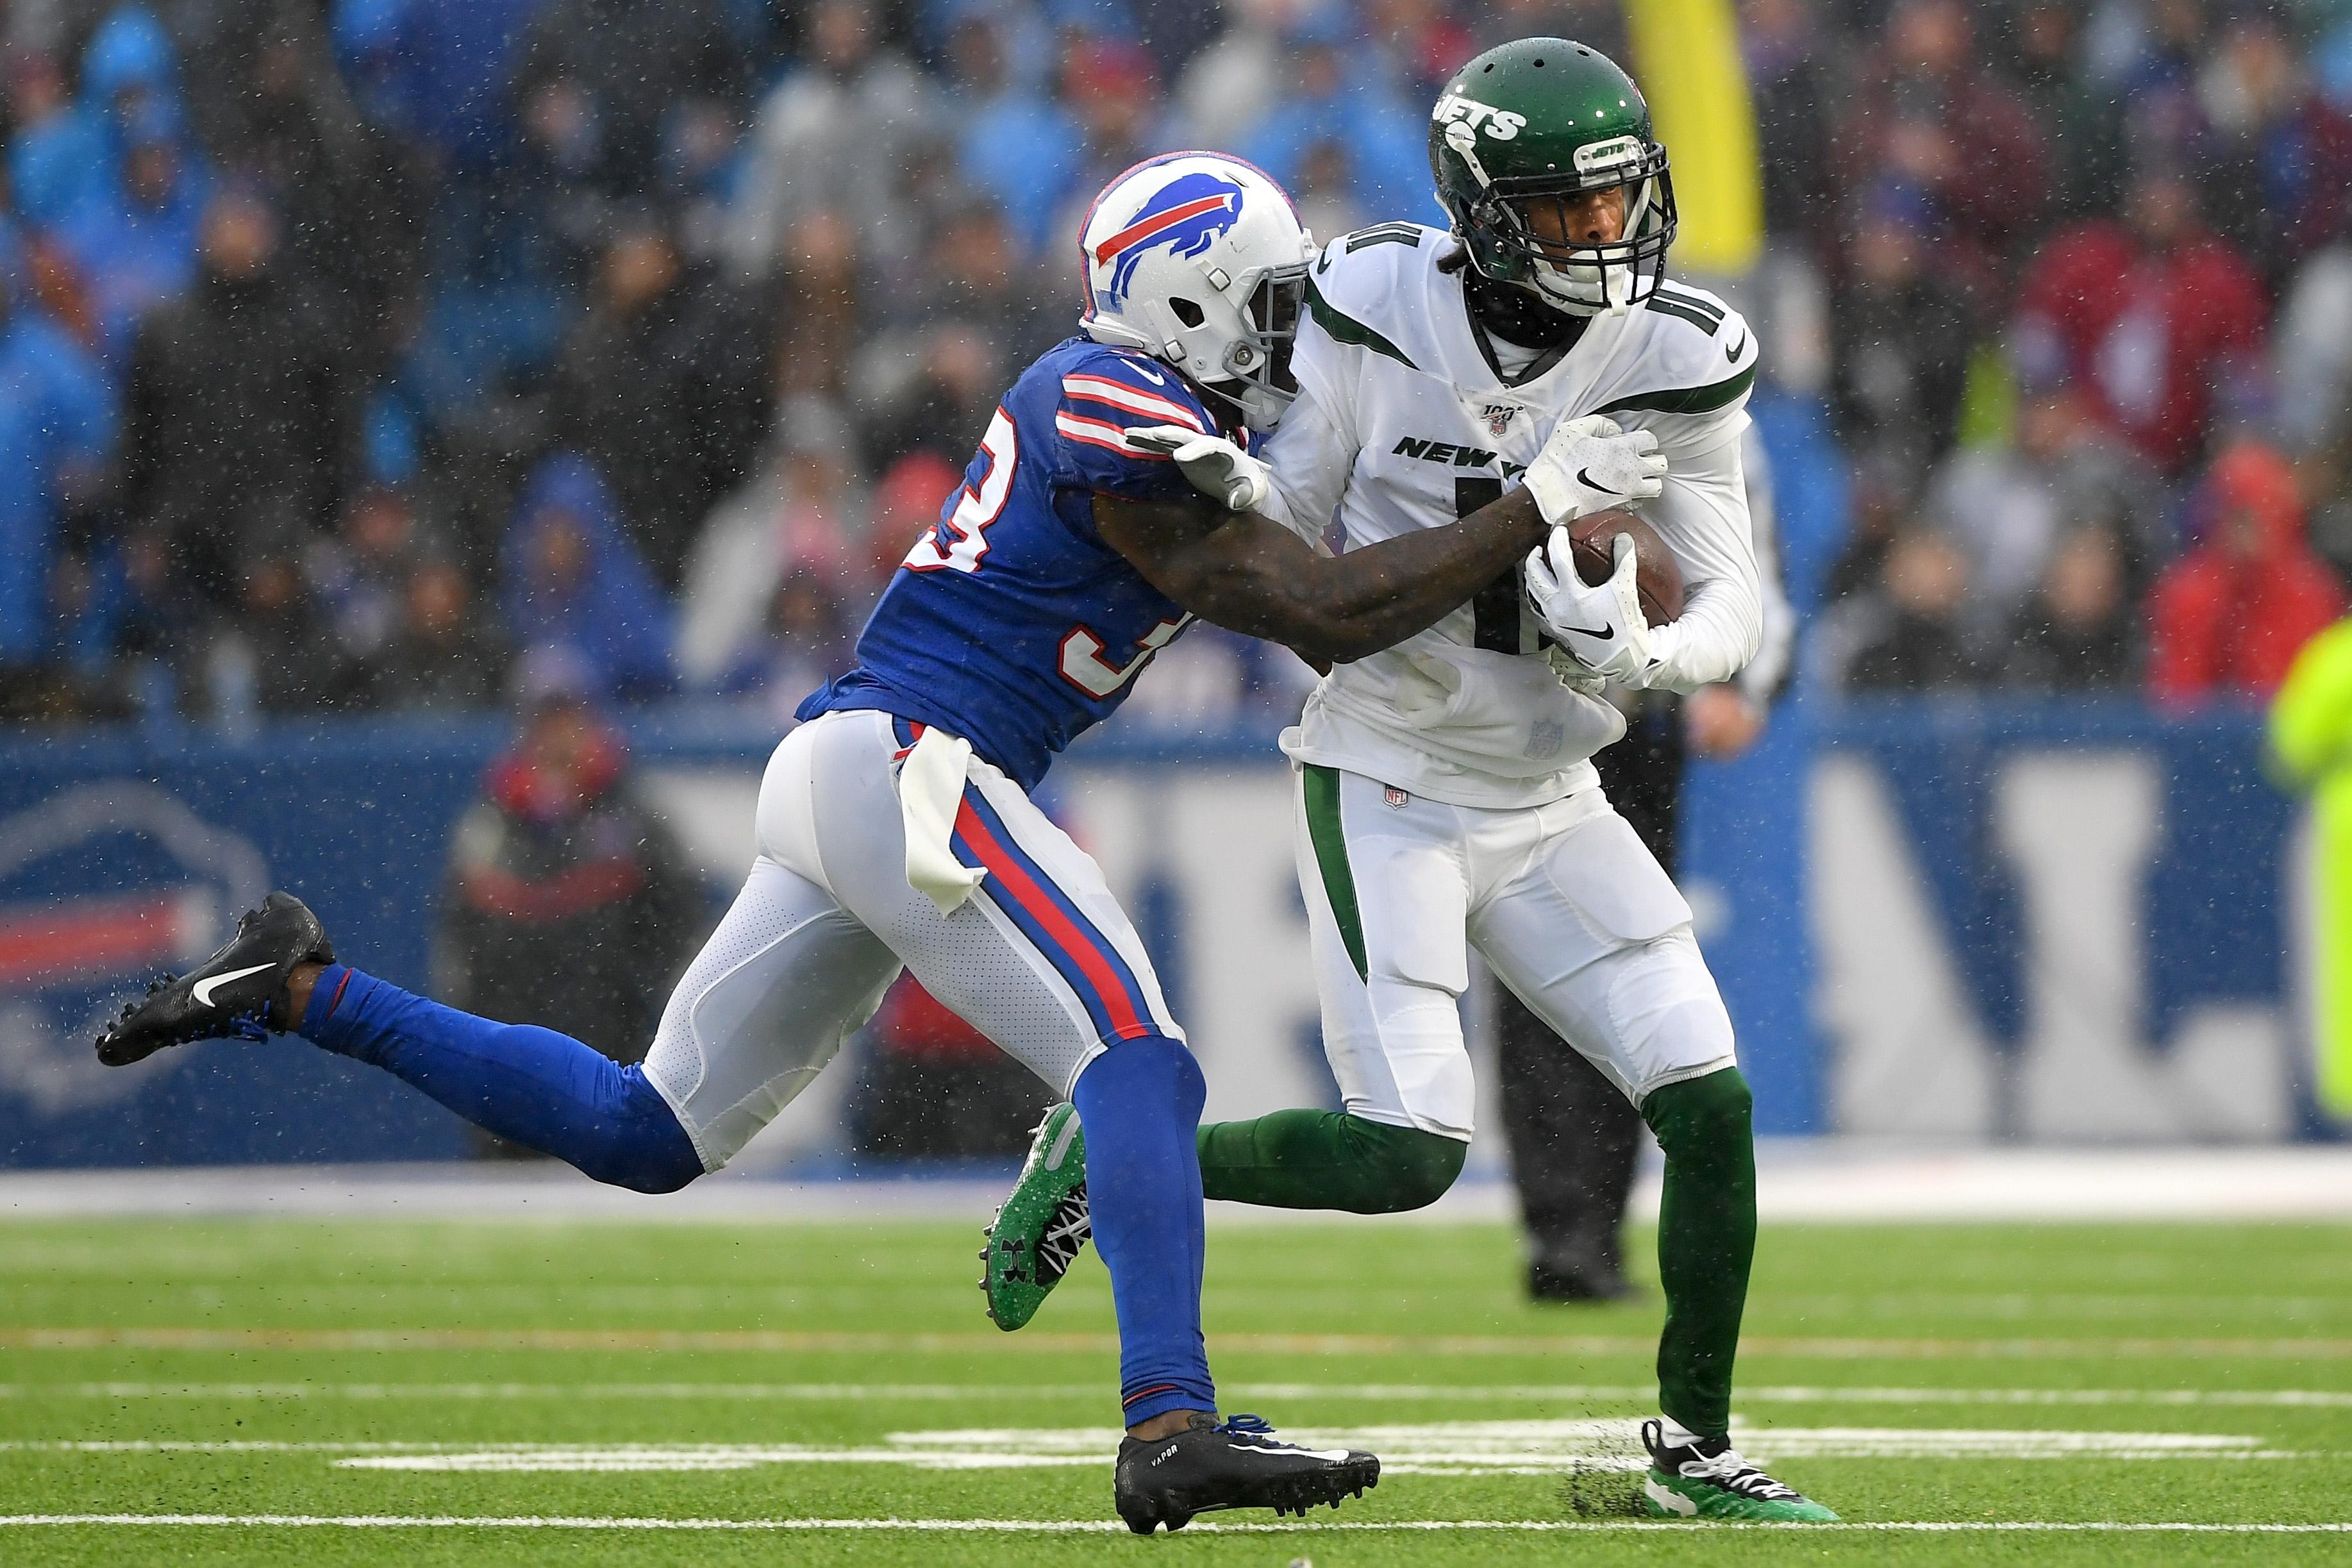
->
xmin=1075 ymin=1033 xmax=1205 ymax=1128
xmin=1342 ymin=1117 xmax=1466 ymax=1212
xmin=1640 ymin=1065 xmax=1752 ymax=1158
xmin=576 ymin=1065 xmax=706 ymax=1194
xmin=1160 ymin=1035 xmax=1206 ymax=1119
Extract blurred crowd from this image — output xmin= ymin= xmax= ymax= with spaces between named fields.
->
xmin=2 ymin=0 xmax=2350 ymax=730
xmin=1778 ymin=0 xmax=2352 ymax=701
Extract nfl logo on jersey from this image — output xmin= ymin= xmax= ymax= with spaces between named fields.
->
xmin=1383 ymin=786 xmax=1411 ymax=810
xmin=1483 ymin=403 xmax=1519 ymax=437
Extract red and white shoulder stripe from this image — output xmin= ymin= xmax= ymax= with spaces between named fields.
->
xmin=1053 ymin=409 xmax=1167 ymax=457
xmin=1060 ymin=354 xmax=1208 ymax=424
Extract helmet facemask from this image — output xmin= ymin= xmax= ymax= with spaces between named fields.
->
xmin=1458 ymin=133 xmax=1676 ymax=317
xmin=1191 ymin=262 xmax=1308 ymax=428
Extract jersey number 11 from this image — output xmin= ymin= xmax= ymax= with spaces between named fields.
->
xmin=1460 ymin=478 xmax=1547 ymax=656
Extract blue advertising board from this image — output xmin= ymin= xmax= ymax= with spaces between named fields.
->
xmin=0 ymin=696 xmax=2308 ymax=1166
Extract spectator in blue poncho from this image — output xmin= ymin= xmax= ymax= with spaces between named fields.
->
xmin=1234 ymin=17 xmax=1429 ymax=225
xmin=0 ymin=268 xmax=118 ymax=673
xmin=21 ymin=6 xmax=195 ymax=228
xmin=331 ymin=0 xmax=550 ymax=171
xmin=7 ymin=52 xmax=111 ymax=229
xmin=54 ymin=110 xmax=206 ymax=364
xmin=499 ymin=453 xmax=677 ymax=702
xmin=944 ymin=4 xmax=1083 ymax=256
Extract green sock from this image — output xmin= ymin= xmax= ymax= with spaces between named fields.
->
xmin=1642 ymin=1067 xmax=1756 ymax=1439
xmin=1194 ymin=1110 xmax=1464 ymax=1213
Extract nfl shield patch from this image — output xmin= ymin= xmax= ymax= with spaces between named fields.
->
xmin=1383 ymin=786 xmax=1411 ymax=809
xmin=1482 ymin=403 xmax=1519 ymax=437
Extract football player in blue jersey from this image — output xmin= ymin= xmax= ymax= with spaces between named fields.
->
xmin=94 ymin=152 xmax=1664 ymax=1533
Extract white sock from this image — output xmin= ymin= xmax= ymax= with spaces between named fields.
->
xmin=1659 ymin=1416 xmax=1706 ymax=1449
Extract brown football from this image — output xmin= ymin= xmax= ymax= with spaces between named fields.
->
xmin=1569 ymin=508 xmax=1683 ymax=625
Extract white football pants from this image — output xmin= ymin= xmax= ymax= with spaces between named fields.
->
xmin=641 ymin=710 xmax=1183 ymax=1169
xmin=1294 ymin=763 xmax=1737 ymax=1140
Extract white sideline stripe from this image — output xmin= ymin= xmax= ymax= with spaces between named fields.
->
xmin=3 ymin=1515 xmax=2350 ymax=1534
xmin=12 ymin=1147 xmax=2352 ymax=1219
xmin=8 ymin=1381 xmax=2352 ymax=1409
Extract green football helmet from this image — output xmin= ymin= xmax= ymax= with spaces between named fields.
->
xmin=1430 ymin=38 xmax=1678 ymax=317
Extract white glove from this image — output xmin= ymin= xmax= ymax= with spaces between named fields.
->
xmin=1521 ymin=413 xmax=1667 ymax=526
xmin=1524 ymin=526 xmax=1653 ymax=682
xmin=1126 ymin=424 xmax=1272 ymax=513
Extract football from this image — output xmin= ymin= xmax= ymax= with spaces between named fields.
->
xmin=1568 ymin=507 xmax=1683 ymax=625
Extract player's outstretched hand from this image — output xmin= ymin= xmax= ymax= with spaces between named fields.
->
xmin=1127 ymin=424 xmax=1273 ymax=513
xmin=1523 ymin=414 xmax=1667 ymax=525
xmin=1526 ymin=527 xmax=1653 ymax=682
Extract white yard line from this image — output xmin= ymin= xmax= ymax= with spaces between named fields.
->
xmin=0 ymin=1424 xmax=2319 ymax=1470
xmin=4 ymin=1381 xmax=2348 ymax=1408
xmin=1 ymin=1514 xmax=2349 ymax=1533
xmin=10 ymin=1326 xmax=2352 ymax=1358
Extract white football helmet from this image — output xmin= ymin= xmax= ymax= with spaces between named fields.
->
xmin=1076 ymin=152 xmax=1316 ymax=430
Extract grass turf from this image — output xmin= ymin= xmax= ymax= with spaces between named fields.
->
xmin=1 ymin=1214 xmax=2349 ymax=1565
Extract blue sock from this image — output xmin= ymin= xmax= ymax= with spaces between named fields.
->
xmin=1069 ymin=1034 xmax=1215 ymax=1427
xmin=299 ymin=965 xmax=706 ymax=1194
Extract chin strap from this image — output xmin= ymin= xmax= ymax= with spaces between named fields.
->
xmin=1465 ymin=266 xmax=1580 ymax=346
xmin=1601 ymin=263 xmax=1635 ymax=317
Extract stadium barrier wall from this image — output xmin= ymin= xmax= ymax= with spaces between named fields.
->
xmin=0 ymin=699 xmax=2314 ymax=1169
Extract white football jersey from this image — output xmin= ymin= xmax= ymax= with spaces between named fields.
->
xmin=1263 ymin=223 xmax=1765 ymax=810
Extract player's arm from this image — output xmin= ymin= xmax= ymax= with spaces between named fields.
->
xmin=1094 ymin=487 xmax=1549 ymax=669
xmin=1624 ymin=432 xmax=1764 ymax=694
xmin=1730 ymin=427 xmax=1794 ymax=706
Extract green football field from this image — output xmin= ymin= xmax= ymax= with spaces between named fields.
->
xmin=3 ymin=1214 xmax=2349 ymax=1565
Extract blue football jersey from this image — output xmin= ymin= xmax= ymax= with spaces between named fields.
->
xmin=797 ymin=337 xmax=1244 ymax=790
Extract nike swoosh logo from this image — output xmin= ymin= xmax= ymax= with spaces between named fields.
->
xmin=191 ymin=963 xmax=272 ymax=1007
xmin=1726 ymin=328 xmax=1749 ymax=362
xmin=1558 ymin=621 xmax=1614 ymax=641
xmin=1575 ymin=467 xmax=1626 ymax=496
xmin=1228 ymin=1440 xmax=1356 ymax=1462
xmin=1129 ymin=361 xmax=1167 ymax=385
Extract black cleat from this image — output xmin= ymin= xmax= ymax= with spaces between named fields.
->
xmin=1527 ymin=1257 xmax=1642 ymax=1305
xmin=1113 ymin=1413 xmax=1379 ymax=1535
xmin=94 ymin=891 xmax=334 ymax=1065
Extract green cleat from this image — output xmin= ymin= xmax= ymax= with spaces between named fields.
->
xmin=980 ymin=1103 xmax=1094 ymax=1330
xmin=1639 ymin=1420 xmax=1839 ymax=1522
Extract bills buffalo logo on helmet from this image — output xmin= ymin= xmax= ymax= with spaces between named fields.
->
xmin=1094 ymin=171 xmax=1246 ymax=305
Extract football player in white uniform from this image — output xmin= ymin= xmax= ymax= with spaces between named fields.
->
xmin=983 ymin=40 xmax=1837 ymax=1524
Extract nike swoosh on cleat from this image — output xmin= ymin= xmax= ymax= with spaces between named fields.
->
xmin=191 ymin=963 xmax=273 ymax=1007
xmin=1558 ymin=622 xmax=1613 ymax=640
xmin=1575 ymin=467 xmax=1626 ymax=496
xmin=1229 ymin=1441 xmax=1355 ymax=1461
xmin=1726 ymin=329 xmax=1749 ymax=362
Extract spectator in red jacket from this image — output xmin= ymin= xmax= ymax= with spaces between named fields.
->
xmin=2017 ymin=165 xmax=2269 ymax=474
xmin=2148 ymin=441 xmax=2346 ymax=704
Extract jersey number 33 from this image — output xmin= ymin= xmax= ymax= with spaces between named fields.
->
xmin=902 ymin=406 xmax=1192 ymax=699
